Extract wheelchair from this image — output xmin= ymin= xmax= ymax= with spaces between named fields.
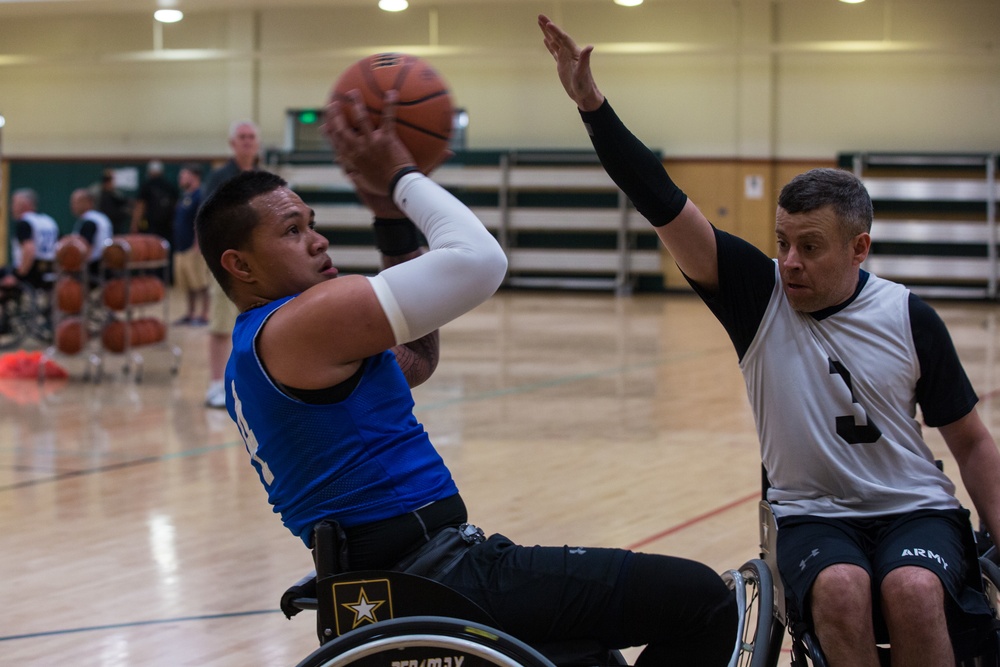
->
xmin=722 ymin=469 xmax=1000 ymax=667
xmin=281 ymin=521 xmax=730 ymax=667
xmin=0 ymin=276 xmax=54 ymax=350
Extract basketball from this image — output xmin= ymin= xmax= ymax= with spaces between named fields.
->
xmin=55 ymin=317 xmax=85 ymax=355
xmin=55 ymin=276 xmax=84 ymax=314
xmin=55 ymin=234 xmax=90 ymax=273
xmin=331 ymin=53 xmax=453 ymax=173
xmin=101 ymin=320 xmax=127 ymax=353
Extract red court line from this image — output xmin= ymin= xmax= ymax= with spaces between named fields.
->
xmin=625 ymin=490 xmax=760 ymax=552
xmin=625 ymin=388 xmax=1000 ymax=552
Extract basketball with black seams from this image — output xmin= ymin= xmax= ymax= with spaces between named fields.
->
xmin=332 ymin=53 xmax=453 ymax=173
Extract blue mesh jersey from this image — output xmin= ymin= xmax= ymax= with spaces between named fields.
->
xmin=226 ymin=296 xmax=459 ymax=545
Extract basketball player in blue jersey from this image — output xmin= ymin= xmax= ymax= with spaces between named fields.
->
xmin=196 ymin=90 xmax=736 ymax=665
xmin=539 ymin=15 xmax=1000 ymax=667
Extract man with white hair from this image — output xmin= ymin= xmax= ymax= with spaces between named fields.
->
xmin=3 ymin=188 xmax=59 ymax=289
xmin=201 ymin=119 xmax=262 ymax=409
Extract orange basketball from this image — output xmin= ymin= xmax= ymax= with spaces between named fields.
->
xmin=55 ymin=277 xmax=84 ymax=314
xmin=102 ymin=238 xmax=131 ymax=269
xmin=102 ymin=278 xmax=127 ymax=310
xmin=332 ymin=53 xmax=453 ymax=173
xmin=55 ymin=317 xmax=85 ymax=355
xmin=55 ymin=234 xmax=91 ymax=273
xmin=101 ymin=320 xmax=127 ymax=353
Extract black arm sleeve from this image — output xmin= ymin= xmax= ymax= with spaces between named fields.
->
xmin=687 ymin=227 xmax=776 ymax=361
xmin=77 ymin=220 xmax=97 ymax=246
xmin=578 ymin=99 xmax=688 ymax=226
xmin=16 ymin=220 xmax=32 ymax=243
xmin=910 ymin=294 xmax=978 ymax=427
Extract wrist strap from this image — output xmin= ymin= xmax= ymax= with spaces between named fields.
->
xmin=389 ymin=166 xmax=422 ymax=198
xmin=373 ymin=217 xmax=423 ymax=256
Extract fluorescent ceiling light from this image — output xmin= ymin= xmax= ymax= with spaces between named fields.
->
xmin=614 ymin=0 xmax=644 ymax=5
xmin=154 ymin=9 xmax=183 ymax=23
xmin=839 ymin=0 xmax=865 ymax=3
xmin=379 ymin=0 xmax=408 ymax=11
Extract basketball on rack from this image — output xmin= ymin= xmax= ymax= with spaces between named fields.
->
xmin=55 ymin=317 xmax=85 ymax=355
xmin=331 ymin=53 xmax=453 ymax=173
xmin=55 ymin=276 xmax=84 ymax=315
xmin=55 ymin=234 xmax=90 ymax=273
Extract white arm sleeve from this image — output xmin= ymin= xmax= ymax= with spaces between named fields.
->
xmin=366 ymin=172 xmax=507 ymax=344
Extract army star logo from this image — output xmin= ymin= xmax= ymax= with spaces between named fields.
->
xmin=341 ymin=587 xmax=386 ymax=629
xmin=331 ymin=578 xmax=394 ymax=635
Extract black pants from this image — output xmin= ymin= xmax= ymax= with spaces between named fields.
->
xmin=440 ymin=535 xmax=737 ymax=667
xmin=340 ymin=496 xmax=737 ymax=666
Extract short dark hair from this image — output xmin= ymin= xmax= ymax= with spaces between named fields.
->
xmin=181 ymin=162 xmax=203 ymax=178
xmin=196 ymin=170 xmax=287 ymax=296
xmin=777 ymin=168 xmax=873 ymax=240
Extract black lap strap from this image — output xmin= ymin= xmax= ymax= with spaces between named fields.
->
xmin=392 ymin=523 xmax=485 ymax=580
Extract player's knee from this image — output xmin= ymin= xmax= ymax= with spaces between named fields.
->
xmin=881 ymin=566 xmax=945 ymax=620
xmin=812 ymin=564 xmax=873 ymax=624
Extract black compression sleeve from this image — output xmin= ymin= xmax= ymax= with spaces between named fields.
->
xmin=373 ymin=217 xmax=424 ymax=256
xmin=579 ymin=99 xmax=688 ymax=226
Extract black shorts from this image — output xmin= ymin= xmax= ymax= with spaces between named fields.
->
xmin=775 ymin=508 xmax=993 ymax=635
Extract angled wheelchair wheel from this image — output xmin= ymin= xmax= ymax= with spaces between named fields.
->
xmin=722 ymin=559 xmax=780 ymax=667
xmin=15 ymin=282 xmax=53 ymax=345
xmin=295 ymin=615 xmax=558 ymax=667
xmin=0 ymin=288 xmax=28 ymax=350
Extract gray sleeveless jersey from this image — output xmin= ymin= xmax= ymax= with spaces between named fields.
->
xmin=742 ymin=262 xmax=958 ymax=519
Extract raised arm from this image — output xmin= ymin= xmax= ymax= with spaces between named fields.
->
xmin=252 ymin=92 xmax=505 ymax=391
xmin=354 ymin=178 xmax=440 ymax=388
xmin=537 ymin=14 xmax=720 ymax=291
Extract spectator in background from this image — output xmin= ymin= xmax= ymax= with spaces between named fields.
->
xmin=171 ymin=164 xmax=209 ymax=326
xmin=2 ymin=188 xmax=59 ymax=289
xmin=70 ymin=188 xmax=114 ymax=284
xmin=97 ymin=169 xmax=131 ymax=235
xmin=131 ymin=160 xmax=179 ymax=271
xmin=202 ymin=119 xmax=261 ymax=409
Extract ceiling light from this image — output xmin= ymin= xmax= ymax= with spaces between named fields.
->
xmin=154 ymin=9 xmax=184 ymax=23
xmin=839 ymin=0 xmax=865 ymax=3
xmin=614 ymin=0 xmax=644 ymax=5
xmin=379 ymin=0 xmax=408 ymax=11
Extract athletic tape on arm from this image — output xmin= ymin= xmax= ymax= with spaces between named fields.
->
xmin=367 ymin=173 xmax=507 ymax=344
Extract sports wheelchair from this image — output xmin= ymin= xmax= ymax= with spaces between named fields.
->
xmin=282 ymin=521 xmax=741 ymax=667
xmin=0 ymin=276 xmax=54 ymax=350
xmin=721 ymin=469 xmax=1000 ymax=667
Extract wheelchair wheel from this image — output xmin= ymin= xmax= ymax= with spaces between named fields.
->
xmin=980 ymin=554 xmax=1000 ymax=613
xmin=722 ymin=559 xmax=779 ymax=667
xmin=0 ymin=288 xmax=28 ymax=350
xmin=22 ymin=283 xmax=53 ymax=344
xmin=295 ymin=615 xmax=558 ymax=667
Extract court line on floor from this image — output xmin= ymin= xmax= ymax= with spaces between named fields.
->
xmin=0 ymin=609 xmax=279 ymax=643
xmin=0 ymin=441 xmax=239 ymax=492
xmin=624 ymin=490 xmax=761 ymax=552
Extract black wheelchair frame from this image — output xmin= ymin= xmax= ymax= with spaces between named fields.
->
xmin=0 ymin=279 xmax=54 ymax=350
